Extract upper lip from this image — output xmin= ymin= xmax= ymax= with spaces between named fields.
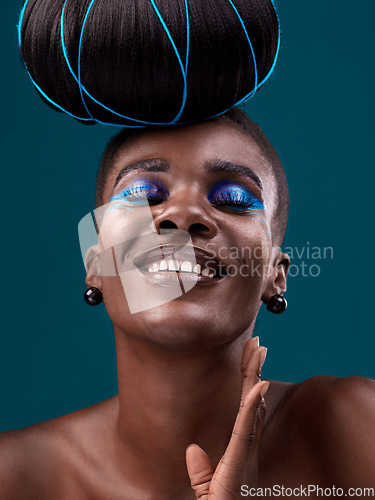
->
xmin=133 ymin=244 xmax=227 ymax=275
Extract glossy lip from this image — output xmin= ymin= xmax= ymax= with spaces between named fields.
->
xmin=133 ymin=244 xmax=228 ymax=286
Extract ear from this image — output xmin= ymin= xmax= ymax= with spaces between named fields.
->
xmin=261 ymin=249 xmax=290 ymax=304
xmin=84 ymin=244 xmax=103 ymax=290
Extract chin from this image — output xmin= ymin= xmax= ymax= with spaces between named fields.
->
xmin=120 ymin=298 xmax=254 ymax=352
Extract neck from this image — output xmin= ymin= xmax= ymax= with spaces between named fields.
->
xmin=111 ymin=324 xmax=254 ymax=497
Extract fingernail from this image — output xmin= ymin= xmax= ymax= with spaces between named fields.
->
xmin=259 ymin=347 xmax=267 ymax=371
xmin=260 ymin=381 xmax=270 ymax=398
xmin=253 ymin=336 xmax=260 ymax=347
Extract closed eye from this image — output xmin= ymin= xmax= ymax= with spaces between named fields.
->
xmin=110 ymin=178 xmax=169 ymax=206
xmin=208 ymin=180 xmax=264 ymax=212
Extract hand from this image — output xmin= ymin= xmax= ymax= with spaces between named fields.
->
xmin=186 ymin=337 xmax=269 ymax=499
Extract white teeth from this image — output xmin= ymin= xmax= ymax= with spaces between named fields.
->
xmin=193 ymin=264 xmax=201 ymax=274
xmin=159 ymin=260 xmax=168 ymax=271
xmin=180 ymin=261 xmax=193 ymax=272
xmin=168 ymin=260 xmax=179 ymax=271
xmin=146 ymin=260 xmax=214 ymax=274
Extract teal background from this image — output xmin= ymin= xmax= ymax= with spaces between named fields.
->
xmin=1 ymin=1 xmax=374 ymax=431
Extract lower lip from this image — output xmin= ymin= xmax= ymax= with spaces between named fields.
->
xmin=136 ymin=268 xmax=226 ymax=287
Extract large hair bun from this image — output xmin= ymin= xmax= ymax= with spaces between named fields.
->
xmin=19 ymin=0 xmax=280 ymax=127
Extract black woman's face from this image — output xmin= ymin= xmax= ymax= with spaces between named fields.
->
xmin=90 ymin=120 xmax=280 ymax=350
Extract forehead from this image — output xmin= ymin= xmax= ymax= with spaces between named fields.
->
xmin=105 ymin=121 xmax=278 ymax=213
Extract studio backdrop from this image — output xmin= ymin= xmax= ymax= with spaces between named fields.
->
xmin=1 ymin=0 xmax=374 ymax=431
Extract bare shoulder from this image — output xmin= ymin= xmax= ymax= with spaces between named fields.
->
xmin=278 ymin=375 xmax=375 ymax=487
xmin=287 ymin=374 xmax=375 ymax=428
xmin=0 ymin=420 xmax=69 ymax=499
xmin=0 ymin=396 xmax=118 ymax=499
xmin=0 ymin=427 xmax=31 ymax=499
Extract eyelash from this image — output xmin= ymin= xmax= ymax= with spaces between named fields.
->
xmin=110 ymin=182 xmax=168 ymax=206
xmin=110 ymin=180 xmax=264 ymax=212
xmin=208 ymin=181 xmax=264 ymax=211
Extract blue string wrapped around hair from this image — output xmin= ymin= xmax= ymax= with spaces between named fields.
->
xmin=18 ymin=0 xmax=280 ymax=127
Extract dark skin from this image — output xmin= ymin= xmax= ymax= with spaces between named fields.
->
xmin=1 ymin=121 xmax=375 ymax=499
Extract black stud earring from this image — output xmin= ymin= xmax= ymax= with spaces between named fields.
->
xmin=84 ymin=287 xmax=103 ymax=306
xmin=266 ymin=294 xmax=287 ymax=314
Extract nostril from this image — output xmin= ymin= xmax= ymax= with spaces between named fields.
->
xmin=160 ymin=220 xmax=178 ymax=230
xmin=189 ymin=223 xmax=210 ymax=233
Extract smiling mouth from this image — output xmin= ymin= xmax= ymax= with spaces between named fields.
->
xmin=144 ymin=259 xmax=215 ymax=277
xmin=133 ymin=245 xmax=228 ymax=281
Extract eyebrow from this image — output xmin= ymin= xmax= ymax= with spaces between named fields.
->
xmin=113 ymin=157 xmax=263 ymax=191
xmin=114 ymin=158 xmax=170 ymax=188
xmin=205 ymin=159 xmax=263 ymax=190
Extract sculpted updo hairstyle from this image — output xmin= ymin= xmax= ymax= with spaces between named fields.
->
xmin=18 ymin=0 xmax=280 ymax=127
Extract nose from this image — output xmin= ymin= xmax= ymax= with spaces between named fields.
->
xmin=153 ymin=190 xmax=218 ymax=238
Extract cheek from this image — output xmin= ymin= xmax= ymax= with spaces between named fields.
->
xmin=101 ymin=276 xmax=132 ymax=326
xmin=95 ymin=202 xmax=154 ymax=251
xmin=220 ymin=218 xmax=272 ymax=282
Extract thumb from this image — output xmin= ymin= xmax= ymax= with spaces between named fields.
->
xmin=186 ymin=444 xmax=215 ymax=499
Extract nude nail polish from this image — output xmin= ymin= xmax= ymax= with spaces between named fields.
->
xmin=260 ymin=381 xmax=270 ymax=398
xmin=259 ymin=347 xmax=267 ymax=371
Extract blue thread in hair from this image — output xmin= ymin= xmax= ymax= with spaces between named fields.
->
xmin=227 ymin=0 xmax=258 ymax=93
xmin=184 ymin=0 xmax=190 ymax=77
xmin=18 ymin=0 xmax=95 ymax=123
xmin=255 ymin=0 xmax=280 ymax=90
xmin=196 ymin=0 xmax=259 ymax=121
xmin=60 ymin=0 xmax=140 ymax=127
xmin=17 ymin=0 xmax=28 ymax=48
xmin=60 ymin=0 xmax=189 ymax=126
xmin=77 ymin=0 xmax=97 ymax=122
xmin=199 ymin=0 xmax=281 ymax=118
xmin=25 ymin=72 xmax=94 ymax=122
xmin=18 ymin=0 xmax=90 ymax=122
xmin=60 ymin=0 xmax=146 ymax=126
xmin=20 ymin=0 xmax=279 ymax=127
xmin=148 ymin=0 xmax=188 ymax=123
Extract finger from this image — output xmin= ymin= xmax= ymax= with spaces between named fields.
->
xmin=186 ymin=444 xmax=215 ymax=499
xmin=240 ymin=336 xmax=259 ymax=374
xmin=240 ymin=342 xmax=267 ymax=406
xmin=217 ymin=381 xmax=269 ymax=479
